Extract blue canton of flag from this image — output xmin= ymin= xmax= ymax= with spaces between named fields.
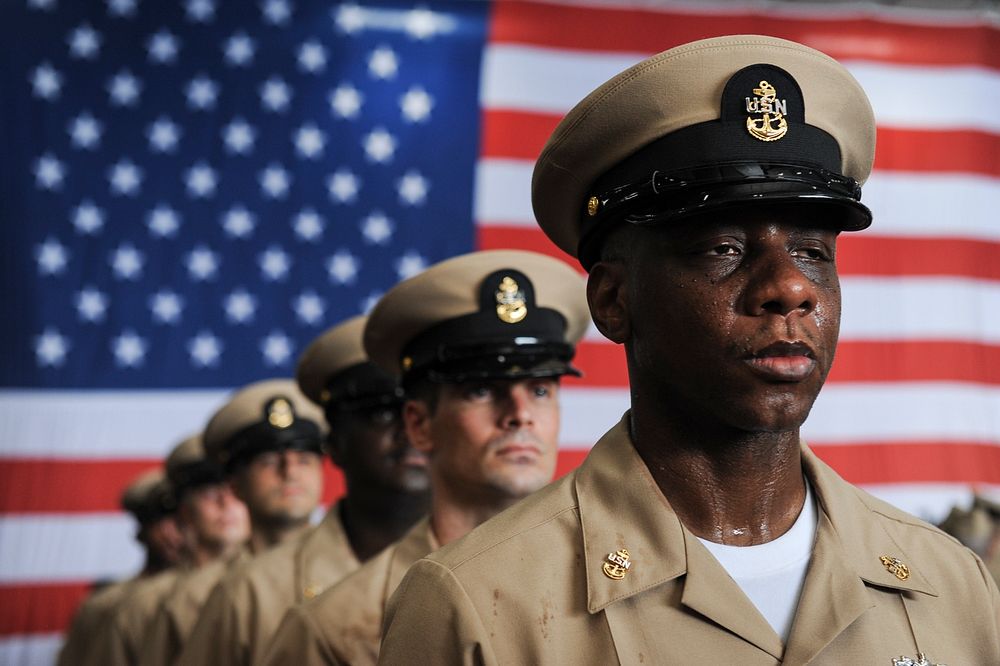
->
xmin=1 ymin=0 xmax=488 ymax=388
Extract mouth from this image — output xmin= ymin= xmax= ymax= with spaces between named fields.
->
xmin=744 ymin=341 xmax=817 ymax=382
xmin=494 ymin=444 xmax=542 ymax=461
xmin=397 ymin=449 xmax=429 ymax=468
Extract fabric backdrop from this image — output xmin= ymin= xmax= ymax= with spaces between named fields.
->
xmin=1 ymin=0 xmax=998 ymax=663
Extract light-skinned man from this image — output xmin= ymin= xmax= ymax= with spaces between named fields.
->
xmin=261 ymin=250 xmax=589 ymax=665
xmin=139 ymin=435 xmax=250 ymax=665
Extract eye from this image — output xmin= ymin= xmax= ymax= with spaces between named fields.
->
xmin=531 ymin=380 xmax=558 ymax=398
xmin=791 ymin=244 xmax=832 ymax=261
xmin=709 ymin=243 xmax=741 ymax=256
xmin=464 ymin=384 xmax=493 ymax=400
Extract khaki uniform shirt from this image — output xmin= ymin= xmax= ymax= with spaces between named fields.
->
xmin=181 ymin=507 xmax=360 ymax=666
xmin=262 ymin=519 xmax=436 ymax=666
xmin=91 ymin=568 xmax=182 ymax=665
xmin=380 ymin=414 xmax=1000 ymax=665
xmin=139 ymin=550 xmax=250 ymax=666
xmin=56 ymin=578 xmax=133 ymax=666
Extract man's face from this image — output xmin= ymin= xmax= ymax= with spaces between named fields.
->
xmin=405 ymin=377 xmax=561 ymax=503
xmin=597 ymin=211 xmax=841 ymax=434
xmin=231 ymin=449 xmax=323 ymax=527
xmin=180 ymin=483 xmax=250 ymax=551
xmin=328 ymin=404 xmax=430 ymax=494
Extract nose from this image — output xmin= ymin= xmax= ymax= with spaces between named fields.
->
xmin=743 ymin=247 xmax=818 ymax=319
xmin=500 ymin=384 xmax=535 ymax=430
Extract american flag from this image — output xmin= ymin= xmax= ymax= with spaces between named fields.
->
xmin=1 ymin=0 xmax=998 ymax=662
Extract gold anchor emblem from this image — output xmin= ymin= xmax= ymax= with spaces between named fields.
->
xmin=745 ymin=80 xmax=788 ymax=142
xmin=602 ymin=548 xmax=632 ymax=580
xmin=879 ymin=554 xmax=910 ymax=581
xmin=495 ymin=276 xmax=527 ymax=324
xmin=267 ymin=398 xmax=295 ymax=429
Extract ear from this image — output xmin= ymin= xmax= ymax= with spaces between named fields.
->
xmin=403 ymin=399 xmax=434 ymax=454
xmin=587 ymin=261 xmax=630 ymax=344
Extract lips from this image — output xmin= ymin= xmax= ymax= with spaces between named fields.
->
xmin=494 ymin=444 xmax=541 ymax=460
xmin=744 ymin=341 xmax=817 ymax=381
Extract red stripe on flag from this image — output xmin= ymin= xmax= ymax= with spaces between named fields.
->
xmin=481 ymin=111 xmax=1000 ymax=178
xmin=0 ymin=582 xmax=90 ymax=635
xmin=830 ymin=341 xmax=1000 ymax=384
xmin=478 ymin=225 xmax=1000 ymax=281
xmin=0 ymin=460 xmax=346 ymax=514
xmin=489 ymin=1 xmax=1000 ymax=69
xmin=874 ymin=128 xmax=1000 ymax=177
xmin=481 ymin=109 xmax=554 ymax=162
xmin=812 ymin=442 xmax=1000 ymax=485
xmin=556 ymin=443 xmax=1000 ymax=485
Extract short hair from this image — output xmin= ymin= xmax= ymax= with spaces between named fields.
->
xmin=597 ymin=224 xmax=638 ymax=264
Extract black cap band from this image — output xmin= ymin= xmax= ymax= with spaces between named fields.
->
xmin=322 ymin=361 xmax=405 ymax=413
xmin=399 ymin=268 xmax=580 ymax=386
xmin=170 ymin=460 xmax=227 ymax=499
xmin=221 ymin=418 xmax=323 ymax=473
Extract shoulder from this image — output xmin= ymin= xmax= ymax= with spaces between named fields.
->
xmin=428 ymin=470 xmax=580 ymax=576
xmin=310 ymin=542 xmax=394 ymax=613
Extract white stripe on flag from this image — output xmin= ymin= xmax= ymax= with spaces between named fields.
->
xmin=839 ymin=276 xmax=1000 ymax=344
xmin=481 ymin=45 xmax=645 ymax=114
xmin=483 ymin=45 xmax=1000 ymax=132
xmin=846 ymin=61 xmax=1000 ymax=132
xmin=0 ymin=390 xmax=228 ymax=458
xmin=475 ymin=159 xmax=1000 ymax=239
xmin=806 ymin=382 xmax=1000 ymax=444
xmin=0 ymin=634 xmax=63 ymax=666
xmin=0 ymin=514 xmax=142 ymax=584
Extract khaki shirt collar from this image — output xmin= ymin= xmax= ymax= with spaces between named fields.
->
xmin=385 ymin=518 xmax=438 ymax=595
xmin=575 ymin=412 xmax=937 ymax=659
xmin=298 ymin=503 xmax=362 ymax=600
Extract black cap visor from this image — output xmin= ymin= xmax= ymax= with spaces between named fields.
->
xmin=579 ymin=161 xmax=871 ymax=268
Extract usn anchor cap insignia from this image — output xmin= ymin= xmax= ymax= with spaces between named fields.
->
xmin=746 ymin=79 xmax=788 ymax=142
xmin=495 ymin=276 xmax=527 ymax=324
xmin=602 ymin=548 xmax=632 ymax=580
xmin=267 ymin=397 xmax=295 ymax=429
xmin=880 ymin=554 xmax=910 ymax=581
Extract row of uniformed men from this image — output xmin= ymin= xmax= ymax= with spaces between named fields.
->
xmin=59 ymin=249 xmax=590 ymax=666
xmin=60 ymin=32 xmax=1000 ymax=665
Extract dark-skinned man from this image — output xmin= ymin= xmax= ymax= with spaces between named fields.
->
xmin=139 ymin=435 xmax=250 ymax=666
xmin=58 ymin=468 xmax=181 ymax=666
xmin=182 ymin=316 xmax=431 ymax=665
xmin=379 ymin=35 xmax=1000 ymax=664
xmin=180 ymin=378 xmax=327 ymax=664
xmin=261 ymin=250 xmax=588 ymax=665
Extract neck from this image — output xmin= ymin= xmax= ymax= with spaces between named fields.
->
xmin=338 ymin=485 xmax=430 ymax=561
xmin=189 ymin=539 xmax=243 ymax=567
xmin=140 ymin=554 xmax=172 ymax=577
xmin=248 ymin=516 xmax=308 ymax=553
xmin=429 ymin=489 xmax=521 ymax=547
xmin=630 ymin=402 xmax=806 ymax=546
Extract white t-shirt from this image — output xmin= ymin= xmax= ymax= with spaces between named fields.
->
xmin=696 ymin=482 xmax=817 ymax=641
